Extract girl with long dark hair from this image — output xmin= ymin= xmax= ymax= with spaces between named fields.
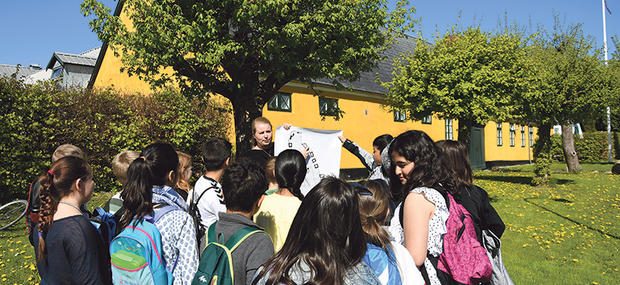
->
xmin=120 ymin=142 xmax=198 ymax=284
xmin=435 ymin=140 xmax=505 ymax=241
xmin=253 ymin=177 xmax=379 ymax=285
xmin=255 ymin=149 xmax=307 ymax=251
xmin=34 ymin=156 xmax=111 ymax=284
xmin=386 ymin=130 xmax=453 ymax=285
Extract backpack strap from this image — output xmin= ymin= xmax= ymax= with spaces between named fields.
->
xmin=207 ymin=222 xmax=218 ymax=243
xmin=224 ymin=226 xmax=262 ymax=252
xmin=146 ymin=204 xmax=179 ymax=224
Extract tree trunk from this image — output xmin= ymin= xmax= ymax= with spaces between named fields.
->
xmin=457 ymin=118 xmax=474 ymax=149
xmin=230 ymin=95 xmax=264 ymax=158
xmin=561 ymin=124 xmax=582 ymax=173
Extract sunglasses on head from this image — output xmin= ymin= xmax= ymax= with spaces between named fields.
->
xmin=349 ymin=182 xmax=373 ymax=196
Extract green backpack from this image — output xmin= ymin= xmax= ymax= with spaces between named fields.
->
xmin=192 ymin=222 xmax=263 ymax=285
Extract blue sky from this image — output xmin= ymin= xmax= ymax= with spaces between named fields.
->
xmin=0 ymin=0 xmax=618 ymax=67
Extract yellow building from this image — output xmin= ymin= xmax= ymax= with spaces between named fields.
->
xmin=89 ymin=2 xmax=536 ymax=176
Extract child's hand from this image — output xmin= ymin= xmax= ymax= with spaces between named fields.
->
xmin=301 ymin=147 xmax=310 ymax=159
xmin=283 ymin=123 xmax=292 ymax=130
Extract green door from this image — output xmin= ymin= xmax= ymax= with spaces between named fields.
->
xmin=470 ymin=127 xmax=486 ymax=169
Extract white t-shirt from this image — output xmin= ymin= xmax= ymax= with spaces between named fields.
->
xmin=190 ymin=175 xmax=226 ymax=229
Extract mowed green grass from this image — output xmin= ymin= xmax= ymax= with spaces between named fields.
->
xmin=477 ymin=163 xmax=619 ymax=284
xmin=0 ymin=163 xmax=618 ymax=284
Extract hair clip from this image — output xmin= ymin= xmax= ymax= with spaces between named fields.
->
xmin=47 ymin=170 xmax=54 ymax=176
xmin=349 ymin=182 xmax=373 ymax=196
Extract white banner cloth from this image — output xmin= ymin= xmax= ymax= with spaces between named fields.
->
xmin=274 ymin=126 xmax=343 ymax=195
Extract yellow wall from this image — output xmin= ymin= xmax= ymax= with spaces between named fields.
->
xmin=264 ymin=85 xmax=457 ymax=169
xmin=484 ymin=122 xmax=536 ymax=162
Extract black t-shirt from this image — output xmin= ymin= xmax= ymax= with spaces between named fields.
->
xmin=454 ymin=185 xmax=506 ymax=242
xmin=241 ymin=143 xmax=274 ymax=167
xmin=34 ymin=215 xmax=112 ymax=285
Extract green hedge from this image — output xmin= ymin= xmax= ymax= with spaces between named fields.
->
xmin=549 ymin=132 xmax=619 ymax=162
xmin=0 ymin=77 xmax=230 ymax=203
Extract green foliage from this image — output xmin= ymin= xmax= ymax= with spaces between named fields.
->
xmin=385 ymin=27 xmax=527 ymax=127
xmin=532 ymin=154 xmax=552 ymax=185
xmin=0 ymin=77 xmax=230 ymax=203
xmin=81 ymin=0 xmax=415 ymax=154
xmin=548 ymin=133 xmax=618 ymax=162
xmin=520 ymin=23 xmax=609 ymax=127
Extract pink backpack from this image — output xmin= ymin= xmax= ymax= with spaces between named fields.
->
xmin=437 ymin=192 xmax=492 ymax=285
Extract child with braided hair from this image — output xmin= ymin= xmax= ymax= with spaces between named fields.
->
xmin=34 ymin=156 xmax=112 ymax=284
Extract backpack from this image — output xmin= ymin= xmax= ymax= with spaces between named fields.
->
xmin=192 ymin=223 xmax=262 ymax=285
xmin=437 ymin=192 xmax=492 ymax=285
xmin=26 ymin=180 xmax=41 ymax=245
xmin=90 ymin=206 xmax=118 ymax=249
xmin=188 ymin=185 xmax=216 ymax=252
xmin=110 ymin=205 xmax=178 ymax=285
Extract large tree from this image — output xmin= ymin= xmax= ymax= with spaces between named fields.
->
xmin=520 ymin=23 xmax=609 ymax=174
xmin=383 ymin=27 xmax=527 ymax=146
xmin=82 ymin=0 xmax=413 ymax=155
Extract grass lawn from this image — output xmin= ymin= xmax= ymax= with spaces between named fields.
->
xmin=0 ymin=162 xmax=618 ymax=284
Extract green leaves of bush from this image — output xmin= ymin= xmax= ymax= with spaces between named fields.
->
xmin=0 ymin=77 xmax=230 ymax=203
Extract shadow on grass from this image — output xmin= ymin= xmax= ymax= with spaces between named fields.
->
xmin=475 ymin=175 xmax=533 ymax=185
xmin=524 ymin=197 xmax=619 ymax=240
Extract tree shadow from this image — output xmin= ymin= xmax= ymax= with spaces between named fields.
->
xmin=475 ymin=175 xmax=533 ymax=185
xmin=524 ymin=197 xmax=619 ymax=240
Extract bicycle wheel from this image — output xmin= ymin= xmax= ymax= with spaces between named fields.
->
xmin=0 ymin=199 xmax=28 ymax=230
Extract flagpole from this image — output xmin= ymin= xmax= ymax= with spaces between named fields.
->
xmin=602 ymin=0 xmax=612 ymax=163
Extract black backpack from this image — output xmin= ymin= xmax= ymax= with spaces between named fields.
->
xmin=188 ymin=185 xmax=217 ymax=251
xmin=26 ymin=180 xmax=41 ymax=245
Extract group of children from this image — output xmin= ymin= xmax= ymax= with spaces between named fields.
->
xmin=27 ymin=116 xmax=505 ymax=285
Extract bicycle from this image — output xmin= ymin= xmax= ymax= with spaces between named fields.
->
xmin=0 ymin=199 xmax=28 ymax=230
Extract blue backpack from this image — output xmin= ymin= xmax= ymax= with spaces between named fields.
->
xmin=110 ymin=205 xmax=178 ymax=285
xmin=90 ymin=207 xmax=118 ymax=246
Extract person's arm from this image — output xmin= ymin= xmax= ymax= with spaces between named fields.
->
xmin=477 ymin=186 xmax=505 ymax=238
xmin=402 ymin=193 xmax=435 ymax=267
xmin=338 ymin=135 xmax=375 ymax=171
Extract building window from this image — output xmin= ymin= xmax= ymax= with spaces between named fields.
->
xmin=422 ymin=115 xmax=432 ymax=124
xmin=521 ymin=125 xmax=526 ymax=147
xmin=509 ymin=123 xmax=516 ymax=147
xmin=267 ymin=92 xmax=292 ymax=112
xmin=445 ymin=119 xmax=453 ymax=140
xmin=394 ymin=110 xmax=406 ymax=122
xmin=318 ymin=96 xmax=339 ymax=116
xmin=51 ymin=67 xmax=63 ymax=79
xmin=496 ymin=122 xmax=503 ymax=146
xmin=529 ymin=125 xmax=534 ymax=147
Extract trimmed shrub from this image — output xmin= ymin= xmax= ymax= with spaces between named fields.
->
xmin=548 ymin=132 xmax=618 ymax=163
xmin=0 ymin=77 xmax=231 ymax=203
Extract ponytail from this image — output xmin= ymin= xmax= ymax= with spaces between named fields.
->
xmin=36 ymin=156 xmax=91 ymax=262
xmin=120 ymin=158 xmax=154 ymax=229
xmin=275 ymin=149 xmax=307 ymax=201
xmin=120 ymin=143 xmax=179 ymax=229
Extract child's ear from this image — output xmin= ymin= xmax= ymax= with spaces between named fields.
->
xmin=224 ymin=157 xmax=231 ymax=167
xmin=74 ymin=178 xmax=83 ymax=192
xmin=166 ymin=170 xmax=177 ymax=187
xmin=256 ymin=194 xmax=265 ymax=209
